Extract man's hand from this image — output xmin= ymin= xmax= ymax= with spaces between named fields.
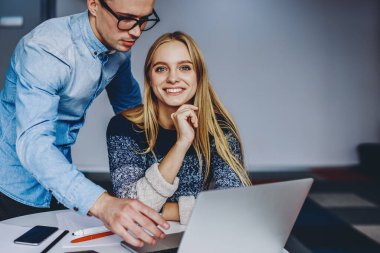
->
xmin=89 ymin=192 xmax=170 ymax=247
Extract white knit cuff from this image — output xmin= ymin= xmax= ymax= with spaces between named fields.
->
xmin=136 ymin=177 xmax=165 ymax=212
xmin=145 ymin=163 xmax=179 ymax=197
xmin=178 ymin=195 xmax=196 ymax=225
xmin=136 ymin=163 xmax=179 ymax=212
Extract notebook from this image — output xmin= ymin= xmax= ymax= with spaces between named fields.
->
xmin=56 ymin=211 xmax=185 ymax=248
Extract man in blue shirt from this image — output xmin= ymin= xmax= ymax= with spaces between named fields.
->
xmin=0 ymin=0 xmax=169 ymax=247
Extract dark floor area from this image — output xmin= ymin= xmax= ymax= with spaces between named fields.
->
xmin=84 ymin=166 xmax=380 ymax=253
xmin=251 ymin=167 xmax=380 ymax=253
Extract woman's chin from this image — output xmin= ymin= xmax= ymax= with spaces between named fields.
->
xmin=158 ymin=97 xmax=194 ymax=110
xmin=163 ymin=100 xmax=186 ymax=108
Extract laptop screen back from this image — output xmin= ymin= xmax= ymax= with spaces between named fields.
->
xmin=178 ymin=178 xmax=313 ymax=253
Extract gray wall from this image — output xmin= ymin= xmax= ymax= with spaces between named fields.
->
xmin=73 ymin=0 xmax=380 ymax=172
xmin=0 ymin=0 xmax=43 ymax=88
xmin=56 ymin=0 xmax=87 ymax=17
xmin=3 ymin=0 xmax=380 ymax=172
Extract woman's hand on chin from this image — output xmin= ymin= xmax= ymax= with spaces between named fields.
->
xmin=171 ymin=104 xmax=198 ymax=147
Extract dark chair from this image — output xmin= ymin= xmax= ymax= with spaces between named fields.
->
xmin=357 ymin=143 xmax=380 ymax=178
xmin=83 ymin=172 xmax=114 ymax=195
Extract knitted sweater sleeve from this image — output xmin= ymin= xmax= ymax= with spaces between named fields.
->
xmin=107 ymin=115 xmax=178 ymax=211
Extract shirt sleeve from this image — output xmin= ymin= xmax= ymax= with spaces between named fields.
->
xmin=106 ymin=52 xmax=142 ymax=114
xmin=14 ymin=40 xmax=105 ymax=215
xmin=211 ymin=132 xmax=244 ymax=189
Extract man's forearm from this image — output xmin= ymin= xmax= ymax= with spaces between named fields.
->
xmin=16 ymin=129 xmax=105 ymax=215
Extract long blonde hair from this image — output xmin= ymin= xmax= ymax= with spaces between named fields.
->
xmin=123 ymin=31 xmax=251 ymax=186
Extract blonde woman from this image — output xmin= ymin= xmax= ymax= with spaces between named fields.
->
xmin=107 ymin=31 xmax=251 ymax=225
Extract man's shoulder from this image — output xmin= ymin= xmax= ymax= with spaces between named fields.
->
xmin=20 ymin=12 xmax=85 ymax=57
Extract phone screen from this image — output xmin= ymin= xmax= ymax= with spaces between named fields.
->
xmin=14 ymin=225 xmax=58 ymax=245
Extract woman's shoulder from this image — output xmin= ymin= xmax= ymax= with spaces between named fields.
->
xmin=107 ymin=113 xmax=143 ymax=138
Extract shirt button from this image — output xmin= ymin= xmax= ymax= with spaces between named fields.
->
xmin=48 ymin=189 xmax=52 ymax=193
xmin=73 ymin=207 xmax=79 ymax=212
xmin=94 ymin=51 xmax=98 ymax=56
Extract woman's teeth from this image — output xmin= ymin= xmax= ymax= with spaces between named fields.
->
xmin=166 ymin=88 xmax=183 ymax=93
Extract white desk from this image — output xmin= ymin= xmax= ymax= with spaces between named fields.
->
xmin=2 ymin=210 xmax=127 ymax=253
xmin=2 ymin=210 xmax=290 ymax=253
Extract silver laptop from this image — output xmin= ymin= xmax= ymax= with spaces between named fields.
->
xmin=121 ymin=178 xmax=313 ymax=253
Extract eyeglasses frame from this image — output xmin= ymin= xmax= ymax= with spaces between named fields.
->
xmin=98 ymin=0 xmax=160 ymax=31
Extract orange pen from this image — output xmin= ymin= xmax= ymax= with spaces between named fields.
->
xmin=71 ymin=231 xmax=114 ymax=243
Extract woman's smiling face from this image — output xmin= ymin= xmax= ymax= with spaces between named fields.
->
xmin=149 ymin=40 xmax=197 ymax=110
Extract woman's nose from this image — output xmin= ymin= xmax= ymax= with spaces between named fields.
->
xmin=167 ymin=70 xmax=179 ymax=84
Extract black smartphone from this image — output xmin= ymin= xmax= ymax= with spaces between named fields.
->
xmin=14 ymin=225 xmax=58 ymax=245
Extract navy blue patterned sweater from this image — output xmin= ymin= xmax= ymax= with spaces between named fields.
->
xmin=107 ymin=114 xmax=243 ymax=202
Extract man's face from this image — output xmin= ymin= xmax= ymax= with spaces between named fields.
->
xmin=89 ymin=0 xmax=155 ymax=51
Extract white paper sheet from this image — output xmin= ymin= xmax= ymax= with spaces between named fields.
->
xmin=56 ymin=210 xmax=186 ymax=249
xmin=0 ymin=223 xmax=66 ymax=253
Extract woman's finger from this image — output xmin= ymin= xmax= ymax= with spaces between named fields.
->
xmin=175 ymin=108 xmax=196 ymax=118
xmin=187 ymin=110 xmax=198 ymax=128
xmin=175 ymin=109 xmax=198 ymax=126
xmin=176 ymin=104 xmax=198 ymax=113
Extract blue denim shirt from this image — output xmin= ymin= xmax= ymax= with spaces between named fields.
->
xmin=0 ymin=11 xmax=141 ymax=215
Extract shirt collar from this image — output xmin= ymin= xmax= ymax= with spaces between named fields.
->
xmin=80 ymin=11 xmax=109 ymax=58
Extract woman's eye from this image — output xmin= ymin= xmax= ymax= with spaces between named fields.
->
xmin=155 ymin=66 xmax=166 ymax=73
xmin=179 ymin=65 xmax=191 ymax=71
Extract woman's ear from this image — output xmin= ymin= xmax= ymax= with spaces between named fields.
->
xmin=87 ymin=0 xmax=99 ymax=17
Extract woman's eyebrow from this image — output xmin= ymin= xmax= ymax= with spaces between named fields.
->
xmin=152 ymin=60 xmax=193 ymax=68
xmin=178 ymin=60 xmax=193 ymax=65
xmin=152 ymin=61 xmax=167 ymax=68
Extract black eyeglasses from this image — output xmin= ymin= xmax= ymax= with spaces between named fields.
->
xmin=99 ymin=0 xmax=160 ymax=31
